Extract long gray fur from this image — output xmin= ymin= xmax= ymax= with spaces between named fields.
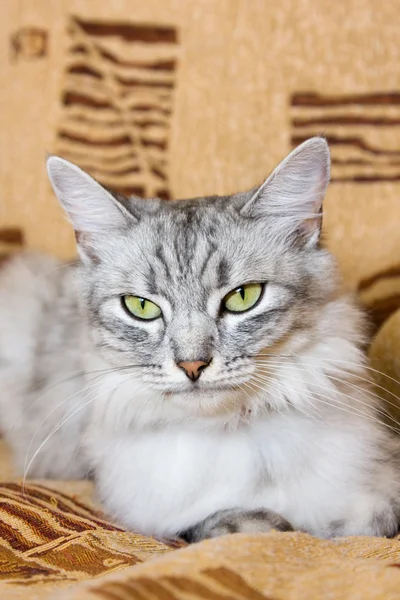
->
xmin=1 ymin=137 xmax=400 ymax=542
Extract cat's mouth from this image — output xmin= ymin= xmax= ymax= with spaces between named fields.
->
xmin=163 ymin=382 xmax=236 ymax=396
xmin=141 ymin=368 xmax=254 ymax=396
xmin=160 ymin=372 xmax=253 ymax=396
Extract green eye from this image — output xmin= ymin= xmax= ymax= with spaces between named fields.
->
xmin=122 ymin=296 xmax=162 ymax=320
xmin=223 ymin=283 xmax=263 ymax=313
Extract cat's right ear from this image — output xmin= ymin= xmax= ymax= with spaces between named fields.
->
xmin=47 ymin=156 xmax=136 ymax=262
xmin=240 ymin=137 xmax=330 ymax=247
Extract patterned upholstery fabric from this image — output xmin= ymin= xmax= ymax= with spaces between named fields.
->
xmin=0 ymin=483 xmax=173 ymax=583
xmin=64 ymin=533 xmax=400 ymax=600
xmin=2 ymin=470 xmax=400 ymax=600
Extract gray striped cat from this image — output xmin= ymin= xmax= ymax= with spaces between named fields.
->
xmin=1 ymin=137 xmax=400 ymax=541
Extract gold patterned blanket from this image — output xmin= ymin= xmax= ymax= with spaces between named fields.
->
xmin=3 ymin=474 xmax=400 ymax=600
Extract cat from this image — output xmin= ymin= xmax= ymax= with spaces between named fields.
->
xmin=1 ymin=136 xmax=400 ymax=542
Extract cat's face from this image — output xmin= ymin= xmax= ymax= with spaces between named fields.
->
xmin=47 ymin=137 xmax=335 ymax=417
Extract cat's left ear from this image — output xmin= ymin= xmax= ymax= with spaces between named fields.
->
xmin=241 ymin=137 xmax=330 ymax=246
xmin=47 ymin=156 xmax=136 ymax=263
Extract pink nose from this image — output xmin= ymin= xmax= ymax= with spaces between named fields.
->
xmin=177 ymin=360 xmax=211 ymax=381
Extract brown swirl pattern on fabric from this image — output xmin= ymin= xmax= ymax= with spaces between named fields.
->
xmin=358 ymin=266 xmax=400 ymax=331
xmin=0 ymin=228 xmax=24 ymax=265
xmin=62 ymin=531 xmax=400 ymax=600
xmin=55 ymin=17 xmax=179 ymax=200
xmin=90 ymin=567 xmax=272 ymax=600
xmin=291 ymin=92 xmax=400 ymax=183
xmin=0 ymin=483 xmax=173 ymax=584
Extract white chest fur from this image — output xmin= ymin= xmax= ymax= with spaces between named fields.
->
xmin=88 ymin=411 xmax=371 ymax=538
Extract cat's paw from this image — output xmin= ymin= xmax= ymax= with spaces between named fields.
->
xmin=328 ymin=510 xmax=399 ymax=539
xmin=180 ymin=508 xmax=293 ymax=543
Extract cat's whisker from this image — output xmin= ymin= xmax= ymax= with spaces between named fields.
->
xmin=10 ymin=364 xmax=148 ymax=432
xmin=327 ymin=376 xmax=400 ymax=429
xmin=252 ymin=371 xmax=400 ymax=435
xmin=255 ymin=356 xmax=400 ymax=390
xmin=253 ymin=371 xmax=392 ymax=432
xmin=14 ymin=372 xmax=105 ymax=434
xmin=113 ymin=381 xmax=156 ymax=432
xmin=254 ymin=359 xmax=400 ymax=421
xmin=66 ymin=429 xmax=88 ymax=479
xmin=20 ymin=371 xmax=147 ymax=496
xmin=21 ymin=371 xmax=128 ymax=482
xmin=33 ymin=260 xmax=80 ymax=281
xmin=138 ymin=390 xmax=161 ymax=421
xmin=249 ymin=378 xmax=301 ymax=416
xmin=254 ymin=366 xmax=378 ymax=413
xmin=22 ymin=387 xmax=99 ymax=491
xmin=321 ymin=358 xmax=400 ymax=387
xmin=60 ymin=380 xmax=132 ymax=470
xmin=250 ymin=374 xmax=323 ymax=422
xmin=64 ymin=378 xmax=151 ymax=475
xmin=312 ymin=395 xmax=400 ymax=436
xmin=255 ymin=357 xmax=400 ymax=410
xmin=239 ymin=380 xmax=285 ymax=421
xmin=22 ymin=384 xmax=113 ymax=487
xmin=235 ymin=381 xmax=255 ymax=410
xmin=102 ymin=378 xmax=140 ymax=435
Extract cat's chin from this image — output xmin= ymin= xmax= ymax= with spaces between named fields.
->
xmin=161 ymin=383 xmax=250 ymax=418
xmin=164 ymin=383 xmax=234 ymax=395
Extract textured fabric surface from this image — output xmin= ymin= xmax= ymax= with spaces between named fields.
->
xmin=2 ymin=475 xmax=400 ymax=600
xmin=0 ymin=476 xmax=177 ymax=599
xmin=62 ymin=533 xmax=400 ymax=600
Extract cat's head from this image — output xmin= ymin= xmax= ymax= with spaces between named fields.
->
xmin=47 ymin=138 xmax=337 ymax=420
